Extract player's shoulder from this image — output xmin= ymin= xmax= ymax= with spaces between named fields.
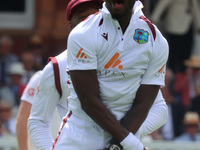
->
xmin=69 ymin=12 xmax=102 ymax=39
xmin=30 ymin=70 xmax=43 ymax=82
xmin=55 ymin=50 xmax=67 ymax=62
xmin=55 ymin=50 xmax=68 ymax=70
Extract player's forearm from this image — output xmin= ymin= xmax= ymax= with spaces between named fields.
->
xmin=15 ymin=101 xmax=32 ymax=150
xmin=120 ymin=102 xmax=151 ymax=135
xmin=70 ymin=70 xmax=129 ymax=142
xmin=16 ymin=121 xmax=28 ymax=150
xmin=121 ymin=85 xmax=160 ymax=137
xmin=28 ymin=119 xmax=53 ymax=150
xmin=81 ymin=96 xmax=129 ymax=142
xmin=139 ymin=101 xmax=168 ymax=137
xmin=121 ymin=85 xmax=160 ymax=134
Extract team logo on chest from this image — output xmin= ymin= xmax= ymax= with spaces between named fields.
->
xmin=133 ymin=29 xmax=149 ymax=44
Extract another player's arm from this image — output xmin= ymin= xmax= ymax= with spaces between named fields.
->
xmin=16 ymin=101 xmax=32 ymax=150
xmin=120 ymin=84 xmax=160 ymax=133
xmin=69 ymin=70 xmax=129 ymax=142
xmin=107 ymin=85 xmax=159 ymax=149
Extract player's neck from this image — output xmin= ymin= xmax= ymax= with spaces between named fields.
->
xmin=117 ymin=13 xmax=132 ymax=34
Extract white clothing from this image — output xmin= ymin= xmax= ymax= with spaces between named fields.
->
xmin=67 ymin=1 xmax=168 ymax=123
xmin=28 ymin=50 xmax=69 ymax=150
xmin=150 ymin=0 xmax=200 ymax=35
xmin=53 ymin=1 xmax=169 ymax=150
xmin=21 ymin=71 xmax=42 ymax=104
xmin=139 ymin=90 xmax=168 ymax=137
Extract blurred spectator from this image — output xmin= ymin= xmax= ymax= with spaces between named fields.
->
xmin=26 ymin=34 xmax=47 ymax=70
xmin=20 ymin=50 xmax=36 ymax=83
xmin=191 ymin=0 xmax=200 ymax=56
xmin=150 ymin=0 xmax=200 ymax=74
xmin=160 ymin=68 xmax=186 ymax=140
xmin=149 ymin=128 xmax=163 ymax=141
xmin=0 ymin=63 xmax=26 ymax=106
xmin=175 ymin=111 xmax=200 ymax=141
xmin=141 ymin=128 xmax=163 ymax=143
xmin=173 ymin=56 xmax=200 ymax=109
xmin=0 ymin=35 xmax=19 ymax=87
xmin=0 ymin=100 xmax=16 ymax=136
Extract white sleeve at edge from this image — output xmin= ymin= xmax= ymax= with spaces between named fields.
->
xmin=20 ymin=71 xmax=42 ymax=104
xmin=28 ymin=62 xmax=60 ymax=150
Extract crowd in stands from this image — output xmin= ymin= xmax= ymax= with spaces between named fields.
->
xmin=0 ymin=0 xmax=200 ymax=147
xmin=0 ymin=34 xmax=47 ymax=144
xmin=142 ymin=0 xmax=200 ymax=142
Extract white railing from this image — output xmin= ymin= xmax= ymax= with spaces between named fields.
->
xmin=0 ymin=137 xmax=200 ymax=150
xmin=0 ymin=136 xmax=17 ymax=150
xmin=143 ymin=141 xmax=200 ymax=150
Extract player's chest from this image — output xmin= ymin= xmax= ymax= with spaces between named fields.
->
xmin=96 ymin=27 xmax=152 ymax=72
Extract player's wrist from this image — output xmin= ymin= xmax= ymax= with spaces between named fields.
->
xmin=106 ymin=144 xmax=121 ymax=150
xmin=120 ymin=132 xmax=144 ymax=150
xmin=107 ymin=138 xmax=123 ymax=150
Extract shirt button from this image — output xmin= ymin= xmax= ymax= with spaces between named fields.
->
xmin=118 ymin=27 xmax=120 ymax=30
xmin=121 ymin=38 xmax=123 ymax=41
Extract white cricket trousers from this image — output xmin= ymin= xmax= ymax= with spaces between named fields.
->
xmin=51 ymin=110 xmax=111 ymax=150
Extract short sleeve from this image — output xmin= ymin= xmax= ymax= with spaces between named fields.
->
xmin=67 ymin=24 xmax=97 ymax=71
xmin=20 ymin=71 xmax=42 ymax=104
xmin=141 ymin=28 xmax=169 ymax=87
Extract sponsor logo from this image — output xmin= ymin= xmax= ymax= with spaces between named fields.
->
xmin=101 ymin=32 xmax=108 ymax=41
xmin=76 ymin=48 xmax=87 ymax=59
xmin=104 ymin=53 xmax=123 ymax=70
xmin=134 ymin=29 xmax=149 ymax=44
xmin=158 ymin=64 xmax=165 ymax=74
xmin=155 ymin=64 xmax=166 ymax=79
xmin=27 ymin=88 xmax=35 ymax=96
xmin=37 ymin=86 xmax=40 ymax=92
xmin=74 ymin=48 xmax=90 ymax=64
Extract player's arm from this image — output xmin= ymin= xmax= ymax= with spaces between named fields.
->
xmin=15 ymin=100 xmax=32 ymax=150
xmin=28 ymin=62 xmax=61 ymax=150
xmin=138 ymin=91 xmax=168 ymax=137
xmin=69 ymin=70 xmax=129 ymax=142
xmin=120 ymin=84 xmax=160 ymax=134
xmin=16 ymin=71 xmax=42 ymax=150
xmin=70 ymin=70 xmax=145 ymax=150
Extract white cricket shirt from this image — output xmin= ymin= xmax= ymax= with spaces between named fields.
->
xmin=28 ymin=50 xmax=69 ymax=150
xmin=67 ymin=1 xmax=169 ymax=121
xmin=21 ymin=71 xmax=42 ymax=104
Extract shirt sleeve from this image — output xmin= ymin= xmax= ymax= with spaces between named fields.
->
xmin=20 ymin=71 xmax=42 ymax=104
xmin=138 ymin=90 xmax=168 ymax=137
xmin=28 ymin=62 xmax=61 ymax=150
xmin=141 ymin=27 xmax=169 ymax=87
xmin=67 ymin=25 xmax=97 ymax=71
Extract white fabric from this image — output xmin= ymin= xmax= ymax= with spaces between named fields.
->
xmin=28 ymin=50 xmax=69 ymax=150
xmin=160 ymin=105 xmax=174 ymax=140
xmin=150 ymin=0 xmax=200 ymax=35
xmin=67 ymin=1 xmax=168 ymax=122
xmin=53 ymin=111 xmax=111 ymax=150
xmin=139 ymin=90 xmax=168 ymax=137
xmin=120 ymin=132 xmax=143 ymax=150
xmin=21 ymin=71 xmax=42 ymax=104
xmin=53 ymin=1 xmax=169 ymax=150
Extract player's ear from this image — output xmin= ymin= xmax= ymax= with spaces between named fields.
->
xmin=68 ymin=21 xmax=74 ymax=30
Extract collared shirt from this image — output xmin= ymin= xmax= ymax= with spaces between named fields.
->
xmin=67 ymin=1 xmax=169 ymax=121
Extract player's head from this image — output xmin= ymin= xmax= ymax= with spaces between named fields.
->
xmin=66 ymin=0 xmax=104 ymax=29
xmin=105 ymin=0 xmax=135 ymax=20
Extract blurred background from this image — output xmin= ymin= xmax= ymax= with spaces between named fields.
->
xmin=0 ymin=0 xmax=200 ymax=150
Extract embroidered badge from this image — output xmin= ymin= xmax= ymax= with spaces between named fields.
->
xmin=134 ymin=29 xmax=149 ymax=44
